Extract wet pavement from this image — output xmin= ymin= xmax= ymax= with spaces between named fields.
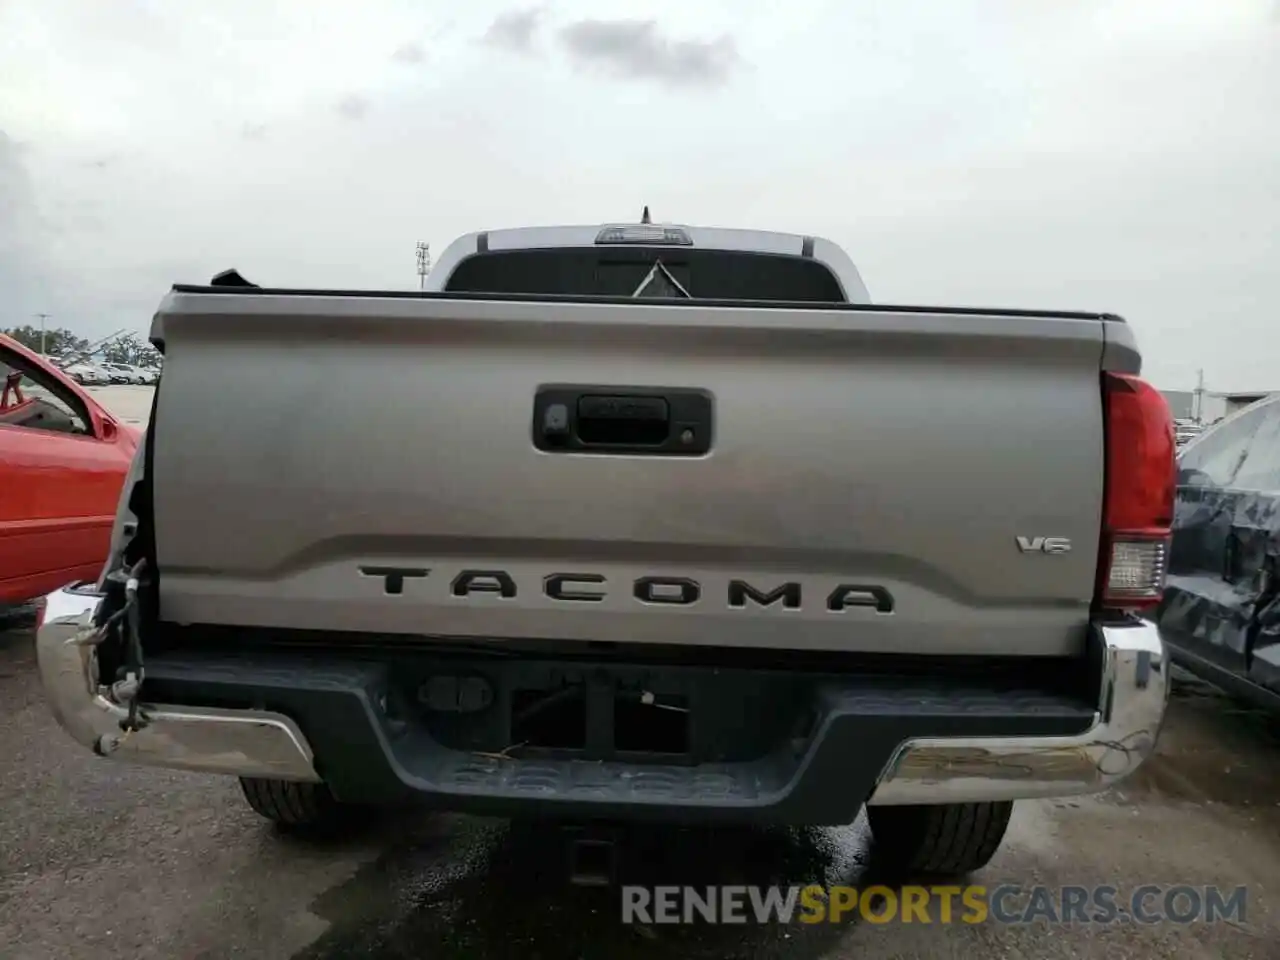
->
xmin=1 ymin=607 xmax=1277 ymax=959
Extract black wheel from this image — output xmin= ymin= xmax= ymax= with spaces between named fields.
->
xmin=239 ymin=777 xmax=364 ymax=834
xmin=866 ymin=801 xmax=1013 ymax=879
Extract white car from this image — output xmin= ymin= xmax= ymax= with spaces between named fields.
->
xmin=84 ymin=362 xmax=115 ymax=385
xmin=102 ymin=362 xmax=151 ymax=384
xmin=61 ymin=362 xmax=108 ymax=385
xmin=100 ymin=362 xmax=134 ymax=384
xmin=134 ymin=364 xmax=161 ymax=384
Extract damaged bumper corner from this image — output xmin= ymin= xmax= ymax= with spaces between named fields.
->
xmin=34 ymin=583 xmax=320 ymax=783
xmin=867 ymin=618 xmax=1170 ymax=805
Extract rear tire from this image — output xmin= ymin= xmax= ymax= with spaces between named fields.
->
xmin=866 ymin=801 xmax=1013 ymax=878
xmin=239 ymin=777 xmax=363 ymax=834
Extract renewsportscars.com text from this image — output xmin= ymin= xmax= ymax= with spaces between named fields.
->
xmin=621 ymin=884 xmax=1248 ymax=926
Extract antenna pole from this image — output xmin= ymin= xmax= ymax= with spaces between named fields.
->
xmin=415 ymin=241 xmax=431 ymax=290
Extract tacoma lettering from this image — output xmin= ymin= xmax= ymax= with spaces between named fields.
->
xmin=358 ymin=565 xmax=430 ymax=595
xmin=728 ymin=579 xmax=801 ymax=609
xmin=827 ymin=584 xmax=895 ymax=613
xmin=360 ymin=567 xmax=893 ymax=613
xmin=633 ymin=576 xmax=701 ymax=606
xmin=544 ymin=573 xmax=606 ymax=602
xmin=451 ymin=570 xmax=517 ymax=598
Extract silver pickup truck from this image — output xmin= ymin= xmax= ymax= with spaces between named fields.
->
xmin=36 ymin=219 xmax=1177 ymax=878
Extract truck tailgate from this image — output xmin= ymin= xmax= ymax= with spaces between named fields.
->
xmin=149 ymin=292 xmax=1109 ymax=656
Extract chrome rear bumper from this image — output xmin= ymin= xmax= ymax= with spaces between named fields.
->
xmin=868 ymin=617 xmax=1168 ymax=804
xmin=36 ymin=584 xmax=1167 ymax=803
xmin=35 ymin=584 xmax=320 ymax=783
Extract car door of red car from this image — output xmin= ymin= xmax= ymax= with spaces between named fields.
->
xmin=0 ymin=342 xmax=132 ymax=604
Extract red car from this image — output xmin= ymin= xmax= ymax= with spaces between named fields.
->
xmin=0 ymin=334 xmax=140 ymax=605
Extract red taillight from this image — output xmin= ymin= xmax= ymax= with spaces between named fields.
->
xmin=1097 ymin=372 xmax=1176 ymax=610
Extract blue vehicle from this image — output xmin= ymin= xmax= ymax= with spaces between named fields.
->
xmin=1158 ymin=393 xmax=1280 ymax=709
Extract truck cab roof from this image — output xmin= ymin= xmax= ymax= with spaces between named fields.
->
xmin=425 ymin=222 xmax=871 ymax=303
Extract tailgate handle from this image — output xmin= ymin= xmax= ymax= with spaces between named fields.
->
xmin=533 ymin=385 xmax=713 ymax=456
xmin=577 ymin=395 xmax=669 ymax=445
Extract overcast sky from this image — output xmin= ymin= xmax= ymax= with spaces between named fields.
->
xmin=2 ymin=0 xmax=1277 ymax=390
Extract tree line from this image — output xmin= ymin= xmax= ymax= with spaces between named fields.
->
xmin=2 ymin=325 xmax=162 ymax=369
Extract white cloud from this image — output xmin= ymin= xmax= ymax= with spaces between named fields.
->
xmin=1 ymin=0 xmax=1277 ymax=391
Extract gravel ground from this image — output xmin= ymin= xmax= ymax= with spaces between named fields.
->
xmin=2 ymin=386 xmax=1276 ymax=958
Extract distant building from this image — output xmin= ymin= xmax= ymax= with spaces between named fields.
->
xmin=1217 ymin=391 xmax=1279 ymax=418
xmin=1159 ymin=389 xmax=1225 ymax=423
